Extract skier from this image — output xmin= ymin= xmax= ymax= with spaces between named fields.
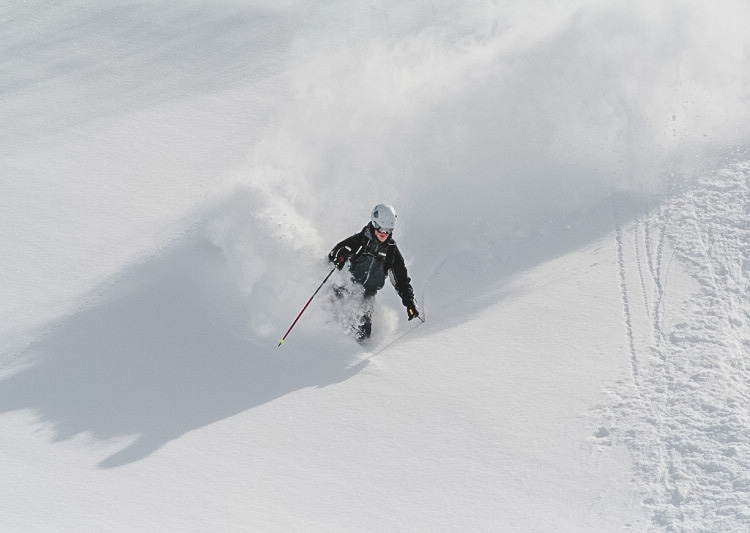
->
xmin=328 ymin=204 xmax=420 ymax=341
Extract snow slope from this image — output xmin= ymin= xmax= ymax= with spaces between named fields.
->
xmin=3 ymin=1 xmax=750 ymax=530
xmin=598 ymin=164 xmax=750 ymax=530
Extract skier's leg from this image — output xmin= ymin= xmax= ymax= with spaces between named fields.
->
xmin=356 ymin=290 xmax=376 ymax=341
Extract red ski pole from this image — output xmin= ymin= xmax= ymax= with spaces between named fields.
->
xmin=278 ymin=266 xmax=337 ymax=347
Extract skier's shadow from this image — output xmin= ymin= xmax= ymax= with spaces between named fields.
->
xmin=0 ymin=234 xmax=365 ymax=469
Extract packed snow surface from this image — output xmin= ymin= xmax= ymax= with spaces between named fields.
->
xmin=3 ymin=1 xmax=750 ymax=531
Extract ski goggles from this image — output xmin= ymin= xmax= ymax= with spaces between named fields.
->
xmin=373 ymin=226 xmax=392 ymax=234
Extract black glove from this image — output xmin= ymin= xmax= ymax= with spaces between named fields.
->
xmin=406 ymin=300 xmax=420 ymax=321
xmin=333 ymin=246 xmax=351 ymax=270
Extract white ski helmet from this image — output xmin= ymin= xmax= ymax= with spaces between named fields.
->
xmin=370 ymin=204 xmax=397 ymax=232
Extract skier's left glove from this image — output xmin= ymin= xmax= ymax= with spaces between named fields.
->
xmin=332 ymin=246 xmax=352 ymax=270
xmin=406 ymin=300 xmax=420 ymax=321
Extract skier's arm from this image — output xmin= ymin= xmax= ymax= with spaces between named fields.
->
xmin=390 ymin=246 xmax=419 ymax=319
xmin=328 ymin=233 xmax=362 ymax=267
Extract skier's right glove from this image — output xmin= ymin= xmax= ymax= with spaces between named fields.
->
xmin=333 ymin=246 xmax=351 ymax=270
xmin=406 ymin=300 xmax=420 ymax=321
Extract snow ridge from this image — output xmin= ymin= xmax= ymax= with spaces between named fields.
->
xmin=602 ymin=163 xmax=750 ymax=530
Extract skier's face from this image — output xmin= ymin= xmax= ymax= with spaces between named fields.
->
xmin=374 ymin=228 xmax=391 ymax=242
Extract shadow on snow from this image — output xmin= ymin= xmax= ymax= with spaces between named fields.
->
xmin=0 ymin=233 xmax=366 ymax=468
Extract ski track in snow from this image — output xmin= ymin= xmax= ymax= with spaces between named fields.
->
xmin=602 ymin=162 xmax=750 ymax=531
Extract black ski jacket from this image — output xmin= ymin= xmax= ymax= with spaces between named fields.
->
xmin=328 ymin=223 xmax=415 ymax=307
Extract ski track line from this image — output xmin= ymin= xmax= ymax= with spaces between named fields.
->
xmin=644 ymin=209 xmax=667 ymax=353
xmin=614 ymin=203 xmax=640 ymax=387
xmin=603 ymin=163 xmax=750 ymax=531
xmin=614 ymin=201 xmax=676 ymax=529
xmin=633 ymin=216 xmax=652 ymax=325
xmin=613 ymin=200 xmax=677 ymax=526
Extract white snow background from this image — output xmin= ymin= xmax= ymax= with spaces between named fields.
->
xmin=3 ymin=0 xmax=750 ymax=530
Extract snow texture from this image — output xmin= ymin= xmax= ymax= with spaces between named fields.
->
xmin=600 ymin=164 xmax=750 ymax=530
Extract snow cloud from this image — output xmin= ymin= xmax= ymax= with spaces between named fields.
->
xmin=213 ymin=0 xmax=750 ymax=306
xmin=236 ymin=2 xmax=748 ymax=223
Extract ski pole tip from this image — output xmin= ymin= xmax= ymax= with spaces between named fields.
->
xmin=277 ymin=339 xmax=285 ymax=347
